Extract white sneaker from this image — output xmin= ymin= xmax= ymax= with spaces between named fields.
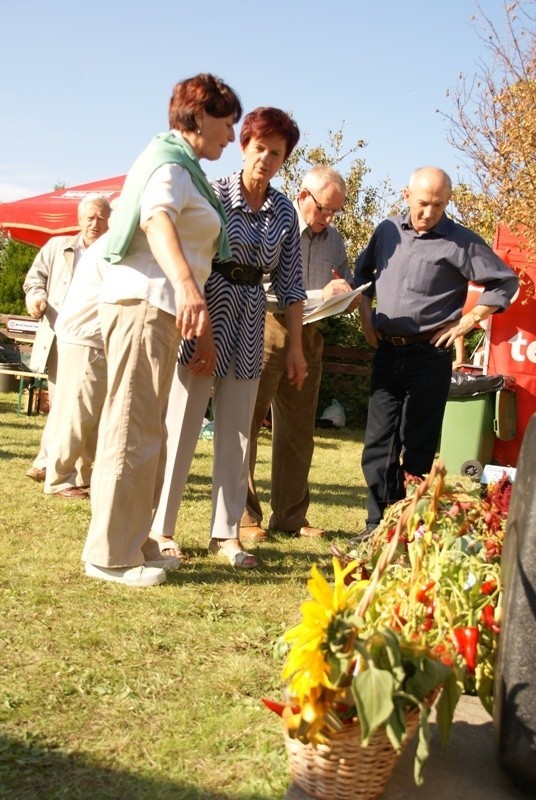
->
xmin=85 ymin=563 xmax=166 ymax=587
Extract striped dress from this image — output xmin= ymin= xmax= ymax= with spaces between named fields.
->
xmin=178 ymin=171 xmax=306 ymax=379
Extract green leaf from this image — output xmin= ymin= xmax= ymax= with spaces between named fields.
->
xmin=384 ymin=703 xmax=406 ymax=751
xmin=414 ymin=702 xmax=432 ymax=786
xmin=352 ymin=668 xmax=394 ymax=745
xmin=435 ymin=671 xmax=463 ymax=745
xmin=380 ymin=629 xmax=406 ymax=690
xmin=404 ymin=656 xmax=451 ymax=700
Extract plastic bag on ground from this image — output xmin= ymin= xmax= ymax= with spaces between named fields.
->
xmin=318 ymin=398 xmax=346 ymax=428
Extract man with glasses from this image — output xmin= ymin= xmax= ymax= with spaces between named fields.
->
xmin=241 ymin=165 xmax=357 ymax=539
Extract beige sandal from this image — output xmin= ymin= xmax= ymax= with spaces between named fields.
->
xmin=148 ymin=534 xmax=187 ymax=561
xmin=208 ymin=538 xmax=258 ymax=569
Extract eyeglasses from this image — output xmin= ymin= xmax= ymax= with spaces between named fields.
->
xmin=306 ymin=189 xmax=343 ymax=218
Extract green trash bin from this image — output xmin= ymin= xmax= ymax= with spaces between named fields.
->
xmin=439 ymin=372 xmax=516 ymax=478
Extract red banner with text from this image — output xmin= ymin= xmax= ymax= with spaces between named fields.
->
xmin=489 ymin=226 xmax=536 ymax=466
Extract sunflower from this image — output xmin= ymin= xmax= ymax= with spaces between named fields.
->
xmin=281 ymin=559 xmax=368 ymax=717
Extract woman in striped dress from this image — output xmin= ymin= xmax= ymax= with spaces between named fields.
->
xmin=149 ymin=107 xmax=307 ymax=568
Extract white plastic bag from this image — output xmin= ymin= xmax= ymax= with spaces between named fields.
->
xmin=319 ymin=398 xmax=346 ymax=428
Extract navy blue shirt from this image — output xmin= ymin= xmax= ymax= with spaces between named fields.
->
xmin=353 ymin=213 xmax=519 ymax=337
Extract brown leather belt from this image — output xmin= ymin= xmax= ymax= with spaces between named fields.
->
xmin=378 ymin=330 xmax=439 ymax=346
xmin=212 ymin=260 xmax=264 ymax=286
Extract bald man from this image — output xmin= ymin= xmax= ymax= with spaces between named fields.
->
xmin=352 ymin=166 xmax=518 ymax=543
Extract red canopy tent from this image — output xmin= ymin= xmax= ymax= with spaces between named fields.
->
xmin=0 ymin=176 xmax=125 ymax=248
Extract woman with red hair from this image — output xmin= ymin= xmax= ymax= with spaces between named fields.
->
xmin=150 ymin=107 xmax=307 ymax=569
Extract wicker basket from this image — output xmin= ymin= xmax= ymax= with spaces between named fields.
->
xmin=284 ymin=701 xmax=422 ymax=800
xmin=284 ymin=466 xmax=448 ymax=800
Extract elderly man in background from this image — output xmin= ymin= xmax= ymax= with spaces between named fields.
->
xmin=241 ymin=165 xmax=358 ymax=539
xmin=42 ymin=235 xmax=108 ymax=500
xmin=352 ymin=166 xmax=519 ymax=544
xmin=23 ymin=195 xmax=111 ymax=482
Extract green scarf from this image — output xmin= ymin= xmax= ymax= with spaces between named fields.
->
xmin=103 ymin=131 xmax=231 ymax=263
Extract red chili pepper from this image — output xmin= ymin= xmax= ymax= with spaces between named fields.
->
xmin=481 ymin=580 xmax=497 ymax=595
xmin=431 ymin=643 xmax=454 ymax=667
xmin=452 ymin=626 xmax=479 ymax=672
xmin=416 ymin=581 xmax=435 ymax=605
xmin=391 ymin=603 xmax=407 ymax=630
xmin=261 ymin=698 xmax=300 ymax=717
xmin=481 ymin=604 xmax=501 ymax=634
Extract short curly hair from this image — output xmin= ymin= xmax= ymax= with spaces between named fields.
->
xmin=169 ymin=73 xmax=242 ymax=132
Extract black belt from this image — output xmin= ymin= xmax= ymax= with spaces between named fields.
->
xmin=378 ymin=330 xmax=440 ymax=346
xmin=212 ymin=261 xmax=264 ymax=286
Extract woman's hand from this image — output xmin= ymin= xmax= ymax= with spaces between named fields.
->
xmin=173 ymin=279 xmax=209 ymax=340
xmin=187 ymin=324 xmax=216 ymax=376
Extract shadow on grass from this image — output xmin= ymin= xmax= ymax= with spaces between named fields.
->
xmin=247 ymin=477 xmax=367 ymax=514
xmin=164 ymin=543 xmax=342 ymax=587
xmin=0 ymin=734 xmax=275 ymax=800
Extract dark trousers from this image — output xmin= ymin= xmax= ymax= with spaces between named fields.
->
xmin=362 ymin=340 xmax=452 ymax=524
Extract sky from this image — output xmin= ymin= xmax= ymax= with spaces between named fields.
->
xmin=0 ymin=0 xmax=512 ymax=204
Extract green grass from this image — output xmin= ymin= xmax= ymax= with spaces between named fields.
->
xmin=0 ymin=392 xmax=367 ymax=799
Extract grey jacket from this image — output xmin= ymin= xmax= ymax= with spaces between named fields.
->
xmin=23 ymin=234 xmax=81 ymax=373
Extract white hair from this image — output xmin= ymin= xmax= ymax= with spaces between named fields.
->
xmin=301 ymin=165 xmax=347 ymax=196
xmin=77 ymin=194 xmax=112 ymax=216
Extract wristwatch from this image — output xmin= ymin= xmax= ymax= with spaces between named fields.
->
xmin=470 ymin=312 xmax=482 ymax=325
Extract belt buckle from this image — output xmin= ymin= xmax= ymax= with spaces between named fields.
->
xmin=390 ymin=335 xmax=407 ymax=346
xmin=231 ymin=266 xmax=245 ymax=281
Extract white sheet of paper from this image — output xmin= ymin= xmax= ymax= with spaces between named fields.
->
xmin=302 ymin=282 xmax=371 ymax=325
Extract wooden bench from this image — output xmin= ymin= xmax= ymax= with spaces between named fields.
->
xmin=322 ymin=344 xmax=374 ymax=377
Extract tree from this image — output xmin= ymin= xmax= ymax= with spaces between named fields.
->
xmin=278 ymin=123 xmax=396 ymax=264
xmin=0 ymin=233 xmax=37 ymax=314
xmin=442 ymin=1 xmax=536 ymax=256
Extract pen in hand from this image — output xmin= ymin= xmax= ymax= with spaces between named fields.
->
xmin=332 ymin=269 xmax=341 ymax=279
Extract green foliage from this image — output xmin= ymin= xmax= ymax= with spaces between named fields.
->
xmin=0 ymin=234 xmax=36 ymax=314
xmin=450 ymin=184 xmax=498 ymax=245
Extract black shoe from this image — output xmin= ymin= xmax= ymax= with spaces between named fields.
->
xmin=349 ymin=524 xmax=379 ymax=545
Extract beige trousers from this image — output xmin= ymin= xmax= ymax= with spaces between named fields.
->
xmin=82 ymin=301 xmax=181 ymax=568
xmin=151 ymin=360 xmax=259 ymax=541
xmin=43 ymin=342 xmax=106 ymax=493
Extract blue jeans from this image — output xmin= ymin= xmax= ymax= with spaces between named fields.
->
xmin=362 ymin=340 xmax=452 ymax=524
